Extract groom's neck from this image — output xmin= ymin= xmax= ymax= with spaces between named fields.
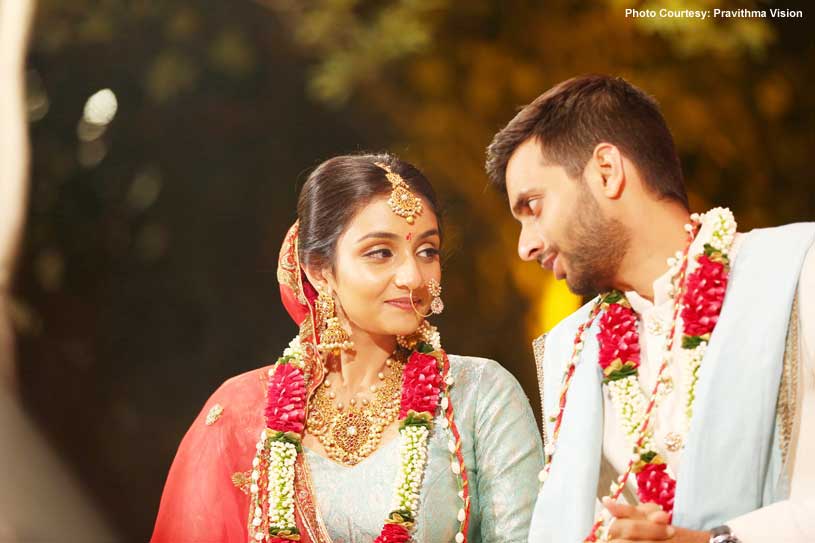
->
xmin=612 ymin=203 xmax=690 ymax=302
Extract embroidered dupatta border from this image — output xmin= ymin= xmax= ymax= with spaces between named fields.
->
xmin=294 ymin=454 xmax=333 ymax=543
xmin=778 ymin=292 xmax=799 ymax=468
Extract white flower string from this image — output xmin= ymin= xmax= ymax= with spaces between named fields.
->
xmin=537 ymin=208 xmax=737 ymax=543
xmin=391 ymin=425 xmax=430 ymax=517
xmin=247 ymin=332 xmax=470 ymax=543
xmin=266 ymin=442 xmax=297 ymax=531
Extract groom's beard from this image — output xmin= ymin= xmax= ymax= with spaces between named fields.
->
xmin=559 ymin=186 xmax=630 ymax=297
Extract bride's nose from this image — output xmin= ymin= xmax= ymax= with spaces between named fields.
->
xmin=393 ymin=254 xmax=423 ymax=291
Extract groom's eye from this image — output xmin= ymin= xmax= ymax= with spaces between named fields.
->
xmin=527 ymin=198 xmax=542 ymax=215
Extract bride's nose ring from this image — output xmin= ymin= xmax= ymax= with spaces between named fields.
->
xmin=408 ymin=279 xmax=444 ymax=318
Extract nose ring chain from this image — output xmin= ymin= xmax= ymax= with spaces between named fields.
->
xmin=409 ymin=278 xmax=444 ymax=318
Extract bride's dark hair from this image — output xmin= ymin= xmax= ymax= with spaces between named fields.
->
xmin=297 ymin=153 xmax=442 ymax=270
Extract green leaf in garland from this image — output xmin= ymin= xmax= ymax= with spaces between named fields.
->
xmin=266 ymin=430 xmax=303 ymax=453
xmin=268 ymin=526 xmax=301 ymax=539
xmin=640 ymin=450 xmax=657 ymax=463
xmin=602 ymin=359 xmax=638 ymax=383
xmin=601 ymin=290 xmax=624 ymax=305
xmin=602 ymin=365 xmax=638 ymax=384
xmin=399 ymin=410 xmax=434 ymax=430
xmin=417 ymin=341 xmax=435 ymax=354
xmin=703 ymin=243 xmax=730 ymax=265
xmin=387 ymin=509 xmax=415 ymax=527
xmin=682 ymin=334 xmax=709 ymax=349
xmin=276 ymin=354 xmax=296 ymax=365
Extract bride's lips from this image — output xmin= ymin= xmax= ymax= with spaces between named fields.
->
xmin=385 ymin=297 xmax=419 ymax=312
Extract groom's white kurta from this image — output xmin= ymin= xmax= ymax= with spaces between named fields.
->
xmin=529 ymin=223 xmax=815 ymax=543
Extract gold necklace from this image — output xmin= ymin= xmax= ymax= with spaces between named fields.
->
xmin=306 ymin=357 xmax=404 ymax=466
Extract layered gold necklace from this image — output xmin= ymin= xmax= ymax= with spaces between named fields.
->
xmin=306 ymin=356 xmax=404 ymax=466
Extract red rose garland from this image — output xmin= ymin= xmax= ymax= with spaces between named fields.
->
xmin=584 ymin=209 xmax=736 ymax=541
xmin=398 ymin=352 xmax=443 ymax=418
xmin=597 ymin=297 xmax=641 ymax=380
xmin=636 ymin=463 xmax=676 ymax=513
xmin=248 ymin=335 xmax=470 ymax=543
xmin=681 ymin=254 xmax=728 ymax=338
xmin=596 ymin=293 xmax=678 ymax=517
xmin=263 ymin=363 xmax=306 ymax=434
xmin=375 ymin=523 xmax=412 ymax=543
xmin=377 ymin=347 xmax=469 ymax=543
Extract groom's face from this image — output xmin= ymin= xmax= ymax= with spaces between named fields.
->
xmin=505 ymin=138 xmax=628 ymax=296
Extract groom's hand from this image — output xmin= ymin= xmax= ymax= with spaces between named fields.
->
xmin=603 ymin=498 xmax=709 ymax=542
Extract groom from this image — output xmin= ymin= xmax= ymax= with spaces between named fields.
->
xmin=486 ymin=74 xmax=814 ymax=543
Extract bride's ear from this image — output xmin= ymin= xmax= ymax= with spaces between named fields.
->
xmin=303 ymin=264 xmax=335 ymax=295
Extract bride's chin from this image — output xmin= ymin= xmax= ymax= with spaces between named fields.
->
xmin=384 ymin=316 xmax=424 ymax=337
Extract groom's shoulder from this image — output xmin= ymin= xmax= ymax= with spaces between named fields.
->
xmin=545 ymin=297 xmax=599 ymax=340
xmin=738 ymin=221 xmax=815 ymax=266
xmin=745 ymin=221 xmax=815 ymax=240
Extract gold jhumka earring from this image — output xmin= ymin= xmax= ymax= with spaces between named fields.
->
xmin=374 ymin=161 xmax=423 ymax=225
xmin=316 ymin=291 xmax=353 ymax=355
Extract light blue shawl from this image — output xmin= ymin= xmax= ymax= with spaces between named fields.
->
xmin=529 ymin=223 xmax=815 ymax=542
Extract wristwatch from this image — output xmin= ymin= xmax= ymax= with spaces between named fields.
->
xmin=709 ymin=525 xmax=741 ymax=543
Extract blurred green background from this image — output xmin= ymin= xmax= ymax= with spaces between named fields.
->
xmin=15 ymin=0 xmax=813 ymax=540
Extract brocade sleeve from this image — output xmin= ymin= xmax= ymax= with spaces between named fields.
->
xmin=472 ymin=359 xmax=544 ymax=542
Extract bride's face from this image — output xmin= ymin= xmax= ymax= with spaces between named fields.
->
xmin=326 ymin=195 xmax=441 ymax=340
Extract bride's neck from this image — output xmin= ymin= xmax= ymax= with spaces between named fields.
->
xmin=330 ymin=330 xmax=396 ymax=389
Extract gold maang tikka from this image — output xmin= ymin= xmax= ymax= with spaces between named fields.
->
xmin=374 ymin=162 xmax=423 ymax=224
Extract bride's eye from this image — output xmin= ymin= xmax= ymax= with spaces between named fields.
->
xmin=363 ymin=248 xmax=393 ymax=259
xmin=417 ymin=246 xmax=440 ymax=259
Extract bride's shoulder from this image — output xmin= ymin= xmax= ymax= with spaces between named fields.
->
xmin=202 ymin=364 xmax=274 ymax=417
xmin=446 ymin=354 xmax=521 ymax=392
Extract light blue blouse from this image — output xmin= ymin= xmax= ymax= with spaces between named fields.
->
xmin=304 ymin=355 xmax=543 ymax=542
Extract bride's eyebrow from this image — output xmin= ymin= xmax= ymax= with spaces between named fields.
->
xmin=417 ymin=229 xmax=439 ymax=240
xmin=356 ymin=231 xmax=398 ymax=242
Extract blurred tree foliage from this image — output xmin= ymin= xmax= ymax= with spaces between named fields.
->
xmin=16 ymin=0 xmax=813 ymax=540
xmin=259 ymin=0 xmax=814 ymax=338
xmin=22 ymin=1 xmax=383 ymax=540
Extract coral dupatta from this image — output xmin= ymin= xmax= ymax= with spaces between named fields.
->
xmin=152 ymin=222 xmax=331 ymax=543
xmin=276 ymin=221 xmax=330 ymax=541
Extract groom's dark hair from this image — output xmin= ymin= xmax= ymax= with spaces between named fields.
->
xmin=486 ymin=74 xmax=689 ymax=209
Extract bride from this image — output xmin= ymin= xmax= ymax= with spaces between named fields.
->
xmin=151 ymin=153 xmax=543 ymax=542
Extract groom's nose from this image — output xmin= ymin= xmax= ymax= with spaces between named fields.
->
xmin=518 ymin=222 xmax=543 ymax=262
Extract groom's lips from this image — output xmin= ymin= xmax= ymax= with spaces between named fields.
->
xmin=553 ymin=255 xmax=566 ymax=280
xmin=541 ymin=252 xmax=566 ymax=280
xmin=539 ymin=252 xmax=557 ymax=271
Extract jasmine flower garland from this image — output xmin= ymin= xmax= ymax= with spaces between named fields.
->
xmin=535 ymin=208 xmax=736 ymax=543
xmin=247 ymin=333 xmax=470 ymax=543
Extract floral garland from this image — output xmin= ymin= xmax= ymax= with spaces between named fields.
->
xmin=678 ymin=209 xmax=735 ymax=436
xmin=248 ymin=334 xmax=470 ymax=543
xmin=535 ymin=208 xmax=736 ymax=543
xmin=595 ymin=287 xmax=685 ymax=524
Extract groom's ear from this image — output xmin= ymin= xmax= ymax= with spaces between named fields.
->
xmin=590 ymin=143 xmax=625 ymax=200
